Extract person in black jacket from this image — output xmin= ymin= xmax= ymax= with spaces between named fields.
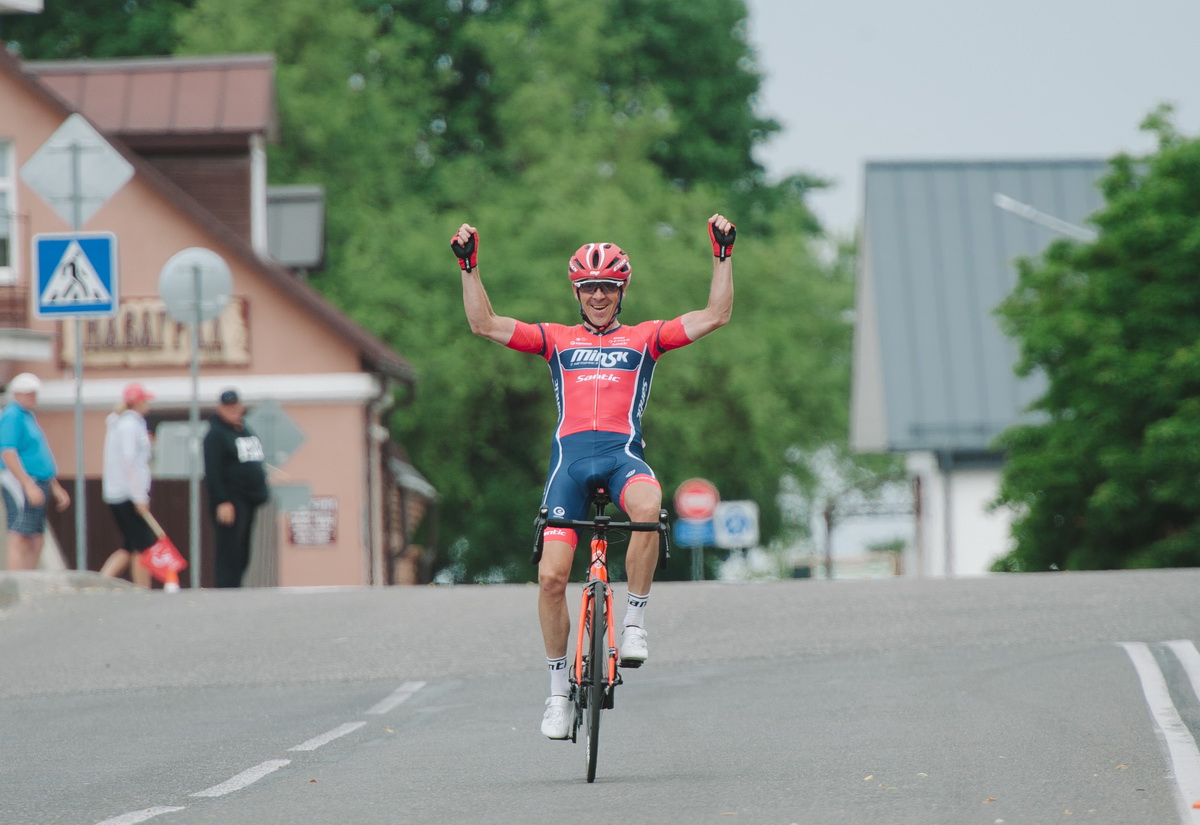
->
xmin=203 ymin=389 xmax=269 ymax=587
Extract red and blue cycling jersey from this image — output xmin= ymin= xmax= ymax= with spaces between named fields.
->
xmin=506 ymin=318 xmax=693 ymax=442
xmin=507 ymin=318 xmax=693 ymax=545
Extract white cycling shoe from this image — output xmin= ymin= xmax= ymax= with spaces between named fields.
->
xmin=619 ymin=625 xmax=648 ymax=668
xmin=541 ymin=695 xmax=571 ymax=739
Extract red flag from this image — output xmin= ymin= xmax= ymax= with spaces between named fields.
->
xmin=138 ymin=534 xmax=187 ymax=581
xmin=137 ymin=511 xmax=188 ymax=585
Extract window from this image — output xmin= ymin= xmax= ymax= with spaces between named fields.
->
xmin=0 ymin=142 xmax=14 ymax=285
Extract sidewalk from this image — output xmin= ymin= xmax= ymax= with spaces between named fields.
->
xmin=0 ymin=570 xmax=136 ymax=611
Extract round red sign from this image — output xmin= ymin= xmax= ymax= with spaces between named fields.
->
xmin=674 ymin=478 xmax=719 ymax=521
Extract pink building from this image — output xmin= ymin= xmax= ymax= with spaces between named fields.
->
xmin=0 ymin=49 xmax=435 ymax=586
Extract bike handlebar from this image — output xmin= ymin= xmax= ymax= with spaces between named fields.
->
xmin=532 ymin=508 xmax=671 ymax=569
xmin=542 ymin=516 xmax=664 ymax=532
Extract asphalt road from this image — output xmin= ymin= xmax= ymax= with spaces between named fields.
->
xmin=3 ymin=569 xmax=1200 ymax=825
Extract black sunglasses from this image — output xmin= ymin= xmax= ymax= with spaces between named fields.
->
xmin=576 ymin=282 xmax=622 ymax=295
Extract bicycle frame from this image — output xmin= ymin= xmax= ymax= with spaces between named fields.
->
xmin=574 ymin=523 xmax=618 ymax=695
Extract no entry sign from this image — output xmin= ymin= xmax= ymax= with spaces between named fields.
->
xmin=674 ymin=478 xmax=719 ymax=521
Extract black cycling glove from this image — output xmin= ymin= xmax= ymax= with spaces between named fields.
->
xmin=708 ymin=221 xmax=736 ymax=261
xmin=451 ymin=230 xmax=479 ymax=272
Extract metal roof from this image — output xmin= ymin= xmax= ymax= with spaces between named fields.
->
xmin=851 ymin=158 xmax=1109 ymax=454
xmin=23 ymin=54 xmax=277 ymax=146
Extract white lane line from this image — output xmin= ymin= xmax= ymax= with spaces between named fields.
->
xmin=190 ymin=759 xmax=291 ymax=798
xmin=289 ymin=721 xmax=366 ymax=752
xmin=1168 ymin=641 xmax=1200 ymax=702
xmin=93 ymin=807 xmax=186 ymax=825
xmin=366 ymin=680 xmax=426 ymax=715
xmin=1120 ymin=642 xmax=1200 ymax=823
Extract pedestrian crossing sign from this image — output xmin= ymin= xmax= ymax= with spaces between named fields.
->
xmin=32 ymin=232 xmax=119 ymax=318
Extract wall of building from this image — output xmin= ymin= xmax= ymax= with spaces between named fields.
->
xmin=905 ymin=451 xmax=1014 ymax=577
xmin=141 ymin=152 xmax=253 ymax=243
xmin=273 ymin=403 xmax=369 ymax=586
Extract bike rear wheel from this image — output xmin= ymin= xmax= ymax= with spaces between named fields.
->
xmin=585 ymin=583 xmax=607 ymax=782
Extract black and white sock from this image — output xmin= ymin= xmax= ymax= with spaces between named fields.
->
xmin=548 ymin=656 xmax=569 ymax=697
xmin=624 ymin=591 xmax=649 ymax=628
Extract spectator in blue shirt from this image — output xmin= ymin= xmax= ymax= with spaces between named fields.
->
xmin=1 ymin=373 xmax=70 ymax=570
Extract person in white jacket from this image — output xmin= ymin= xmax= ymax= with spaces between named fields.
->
xmin=99 ymin=383 xmax=156 ymax=585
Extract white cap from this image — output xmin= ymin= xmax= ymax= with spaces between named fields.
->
xmin=8 ymin=373 xmax=41 ymax=394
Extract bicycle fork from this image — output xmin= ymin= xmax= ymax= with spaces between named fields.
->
xmin=573 ymin=538 xmax=619 ymax=697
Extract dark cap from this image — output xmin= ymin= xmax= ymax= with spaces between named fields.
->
xmin=218 ymin=389 xmax=240 ymax=405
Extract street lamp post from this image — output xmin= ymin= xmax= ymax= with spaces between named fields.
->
xmin=992 ymin=193 xmax=1098 ymax=241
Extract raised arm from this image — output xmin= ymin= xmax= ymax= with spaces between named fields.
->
xmin=452 ymin=223 xmax=518 ymax=345
xmin=679 ymin=214 xmax=735 ymax=342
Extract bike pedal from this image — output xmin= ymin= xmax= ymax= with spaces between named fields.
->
xmin=618 ymin=657 xmax=643 ymax=669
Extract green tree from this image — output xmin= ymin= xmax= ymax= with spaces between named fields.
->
xmin=315 ymin=4 xmax=851 ymax=578
xmin=992 ymin=107 xmax=1200 ymax=572
xmin=602 ymin=0 xmax=779 ymax=188
xmin=1 ymin=0 xmax=191 ymax=59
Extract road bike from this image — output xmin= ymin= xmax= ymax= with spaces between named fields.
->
xmin=532 ymin=488 xmax=669 ymax=782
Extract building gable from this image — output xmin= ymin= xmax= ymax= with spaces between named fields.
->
xmin=851 ymin=158 xmax=1108 ymax=455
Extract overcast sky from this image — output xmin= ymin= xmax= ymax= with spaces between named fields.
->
xmin=743 ymin=0 xmax=1200 ymax=236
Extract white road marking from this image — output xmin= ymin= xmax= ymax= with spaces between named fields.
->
xmin=366 ymin=680 xmax=426 ymax=715
xmin=94 ymin=680 xmax=431 ymax=821
xmin=1120 ymin=642 xmax=1200 ymax=823
xmin=93 ymin=807 xmax=186 ymax=825
xmin=289 ymin=721 xmax=366 ymax=752
xmin=1168 ymin=641 xmax=1200 ymax=703
xmin=190 ymin=759 xmax=291 ymax=798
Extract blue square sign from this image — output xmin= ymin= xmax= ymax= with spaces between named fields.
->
xmin=674 ymin=518 xmax=715 ymax=547
xmin=32 ymin=232 xmax=119 ymax=318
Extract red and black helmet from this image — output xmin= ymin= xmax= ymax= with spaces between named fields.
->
xmin=567 ymin=243 xmax=632 ymax=287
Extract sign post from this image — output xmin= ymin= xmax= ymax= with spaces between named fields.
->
xmin=31 ymin=232 xmax=118 ymax=572
xmin=160 ymin=248 xmax=232 ymax=584
xmin=22 ymin=114 xmax=132 ymax=572
xmin=674 ymin=478 xmax=719 ymax=581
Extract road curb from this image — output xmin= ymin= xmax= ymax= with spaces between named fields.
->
xmin=0 ymin=571 xmax=136 ymax=609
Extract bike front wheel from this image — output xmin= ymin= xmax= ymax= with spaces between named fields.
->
xmin=585 ymin=583 xmax=607 ymax=782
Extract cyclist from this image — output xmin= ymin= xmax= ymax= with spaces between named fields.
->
xmin=452 ymin=214 xmax=735 ymax=739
